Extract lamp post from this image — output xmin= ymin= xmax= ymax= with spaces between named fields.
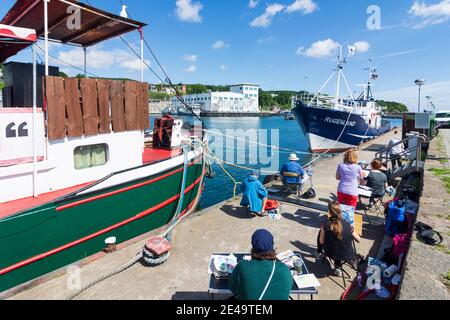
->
xmin=415 ymin=79 xmax=425 ymax=112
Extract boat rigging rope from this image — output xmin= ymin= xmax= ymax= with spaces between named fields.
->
xmin=111 ymin=0 xmax=204 ymax=125
xmin=203 ymin=129 xmax=314 ymax=155
xmin=66 ymin=140 xmax=206 ymax=300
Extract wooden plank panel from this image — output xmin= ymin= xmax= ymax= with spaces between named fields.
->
xmin=97 ymin=79 xmax=111 ymax=134
xmin=45 ymin=76 xmax=66 ymax=140
xmin=110 ymin=80 xmax=126 ymax=132
xmin=64 ymin=78 xmax=83 ymax=137
xmin=136 ymin=82 xmax=144 ymax=130
xmin=124 ymin=81 xmax=138 ymax=131
xmin=141 ymin=82 xmax=150 ymax=130
xmin=80 ymin=78 xmax=99 ymax=136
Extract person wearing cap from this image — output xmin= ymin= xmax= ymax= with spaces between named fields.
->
xmin=240 ymin=170 xmax=268 ymax=216
xmin=230 ymin=229 xmax=292 ymax=300
xmin=280 ymin=153 xmax=306 ymax=185
xmin=387 ymin=130 xmax=404 ymax=169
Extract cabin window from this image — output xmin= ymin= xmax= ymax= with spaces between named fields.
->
xmin=74 ymin=144 xmax=108 ymax=170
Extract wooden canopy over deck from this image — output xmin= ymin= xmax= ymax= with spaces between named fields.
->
xmin=1 ymin=0 xmax=146 ymax=48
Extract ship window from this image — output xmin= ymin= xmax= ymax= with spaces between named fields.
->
xmin=74 ymin=144 xmax=108 ymax=170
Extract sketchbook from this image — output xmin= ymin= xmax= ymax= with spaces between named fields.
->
xmin=293 ymin=273 xmax=321 ymax=289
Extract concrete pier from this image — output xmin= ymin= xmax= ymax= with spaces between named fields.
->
xmin=7 ymin=131 xmax=399 ymax=300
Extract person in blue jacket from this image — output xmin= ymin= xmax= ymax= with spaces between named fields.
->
xmin=240 ymin=171 xmax=268 ymax=216
xmin=280 ymin=153 xmax=306 ymax=185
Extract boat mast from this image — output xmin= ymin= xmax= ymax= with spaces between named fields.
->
xmin=335 ymin=45 xmax=346 ymax=107
xmin=363 ymin=58 xmax=376 ymax=101
xmin=44 ymin=0 xmax=49 ymax=75
xmin=335 ymin=45 xmax=343 ymax=106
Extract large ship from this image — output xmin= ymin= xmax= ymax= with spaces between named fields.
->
xmin=0 ymin=0 xmax=206 ymax=293
xmin=292 ymin=49 xmax=390 ymax=153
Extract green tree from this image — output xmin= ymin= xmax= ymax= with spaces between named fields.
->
xmin=377 ymin=100 xmax=408 ymax=113
xmin=58 ymin=71 xmax=68 ymax=78
xmin=149 ymin=92 xmax=172 ymax=100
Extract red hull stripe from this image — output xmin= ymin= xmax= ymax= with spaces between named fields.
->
xmin=0 ymin=173 xmax=204 ymax=276
xmin=56 ymin=160 xmax=200 ymax=212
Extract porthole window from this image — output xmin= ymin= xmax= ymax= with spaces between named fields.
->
xmin=74 ymin=143 xmax=108 ymax=170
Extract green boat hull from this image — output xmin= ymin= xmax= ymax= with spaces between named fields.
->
xmin=0 ymin=160 xmax=204 ymax=293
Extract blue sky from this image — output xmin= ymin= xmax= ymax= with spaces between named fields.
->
xmin=1 ymin=0 xmax=450 ymax=111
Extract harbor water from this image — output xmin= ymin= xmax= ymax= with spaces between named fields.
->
xmin=150 ymin=115 xmax=402 ymax=209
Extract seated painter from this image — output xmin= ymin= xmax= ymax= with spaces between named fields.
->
xmin=314 ymin=202 xmax=361 ymax=276
xmin=280 ymin=153 xmax=307 ymax=187
xmin=240 ymin=171 xmax=268 ymax=216
xmin=364 ymin=159 xmax=389 ymax=199
xmin=230 ymin=229 xmax=292 ymax=300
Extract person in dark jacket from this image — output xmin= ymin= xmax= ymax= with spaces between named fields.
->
xmin=365 ymin=159 xmax=388 ymax=199
xmin=314 ymin=202 xmax=361 ymax=276
xmin=230 ymin=229 xmax=292 ymax=300
xmin=240 ymin=171 xmax=268 ymax=216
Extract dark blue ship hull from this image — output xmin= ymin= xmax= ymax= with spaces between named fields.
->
xmin=293 ymin=103 xmax=390 ymax=153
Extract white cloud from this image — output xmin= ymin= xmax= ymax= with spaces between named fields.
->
xmin=175 ymin=0 xmax=203 ymax=23
xmin=211 ymin=40 xmax=229 ymax=49
xmin=184 ymin=65 xmax=197 ymax=73
xmin=56 ymin=47 xmax=150 ymax=72
xmin=58 ymin=48 xmax=115 ymax=69
xmin=116 ymin=52 xmax=151 ymax=71
xmin=286 ymin=0 xmax=318 ymax=14
xmin=250 ymin=3 xmax=285 ymax=28
xmin=296 ymin=38 xmax=340 ymax=58
xmin=220 ymin=64 xmax=227 ymax=70
xmin=353 ymin=41 xmax=370 ymax=53
xmin=183 ymin=54 xmax=198 ymax=62
xmin=249 ymin=0 xmax=259 ymax=9
xmin=409 ymin=0 xmax=450 ymax=28
xmin=377 ymin=80 xmax=450 ymax=111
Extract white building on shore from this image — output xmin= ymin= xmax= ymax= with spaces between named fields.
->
xmin=171 ymin=83 xmax=260 ymax=113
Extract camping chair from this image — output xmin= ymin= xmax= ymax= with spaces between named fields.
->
xmin=322 ymin=240 xmax=359 ymax=289
xmin=281 ymin=172 xmax=304 ymax=199
xmin=358 ymin=194 xmax=385 ymax=224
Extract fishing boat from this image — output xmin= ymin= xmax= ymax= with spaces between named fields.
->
xmin=0 ymin=0 xmax=206 ymax=294
xmin=292 ymin=50 xmax=390 ymax=153
xmin=178 ymin=104 xmax=201 ymax=117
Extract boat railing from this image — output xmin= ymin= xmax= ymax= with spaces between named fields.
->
xmin=295 ymin=93 xmax=367 ymax=111
xmin=375 ymin=134 xmax=428 ymax=173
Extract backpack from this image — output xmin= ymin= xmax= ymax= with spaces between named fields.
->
xmin=302 ymin=187 xmax=316 ymax=199
xmin=385 ymin=200 xmax=406 ymax=236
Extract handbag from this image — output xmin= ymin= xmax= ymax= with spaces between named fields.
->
xmin=415 ymin=222 xmax=443 ymax=246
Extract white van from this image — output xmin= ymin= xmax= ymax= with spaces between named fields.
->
xmin=435 ymin=110 xmax=450 ymax=128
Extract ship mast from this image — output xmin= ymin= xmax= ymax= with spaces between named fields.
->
xmin=335 ymin=45 xmax=345 ymax=106
xmin=363 ymin=58 xmax=377 ymax=101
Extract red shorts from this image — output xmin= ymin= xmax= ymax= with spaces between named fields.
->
xmin=337 ymin=192 xmax=358 ymax=209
